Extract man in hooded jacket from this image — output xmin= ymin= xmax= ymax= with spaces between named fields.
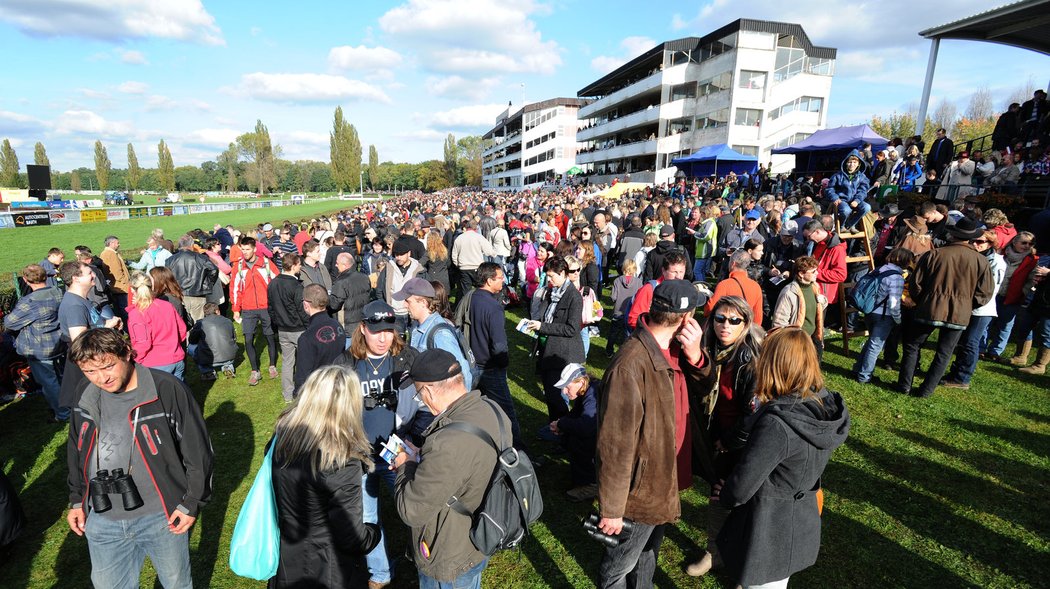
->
xmin=824 ymin=150 xmax=871 ymax=232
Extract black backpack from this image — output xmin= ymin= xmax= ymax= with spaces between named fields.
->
xmin=444 ymin=399 xmax=544 ymax=555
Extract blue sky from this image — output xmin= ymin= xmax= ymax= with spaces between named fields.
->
xmin=0 ymin=0 xmax=1046 ymax=171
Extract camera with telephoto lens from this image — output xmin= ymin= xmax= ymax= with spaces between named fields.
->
xmin=582 ymin=513 xmax=634 ymax=547
xmin=363 ymin=389 xmax=398 ymax=411
xmin=89 ymin=468 xmax=144 ymax=513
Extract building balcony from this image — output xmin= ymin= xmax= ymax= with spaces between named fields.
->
xmin=482 ymin=131 xmax=522 ymax=157
xmin=577 ymin=106 xmax=662 ymax=141
xmin=576 ymin=139 xmax=658 ymax=164
xmin=579 ymin=68 xmax=670 ymax=119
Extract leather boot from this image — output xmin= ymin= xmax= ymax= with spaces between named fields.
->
xmin=1009 ymin=340 xmax=1033 ymax=366
xmin=1020 ymin=347 xmax=1050 ymax=375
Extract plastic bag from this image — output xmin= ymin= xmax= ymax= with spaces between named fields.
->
xmin=229 ymin=439 xmax=280 ymax=580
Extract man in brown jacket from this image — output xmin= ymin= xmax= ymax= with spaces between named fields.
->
xmin=99 ymin=235 xmax=130 ymax=323
xmin=596 ymin=280 xmax=707 ymax=587
xmin=898 ymin=217 xmax=995 ymax=398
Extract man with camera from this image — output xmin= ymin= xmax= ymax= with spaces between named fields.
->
xmin=65 ymin=328 xmax=213 ymax=589
xmin=596 ymin=280 xmax=706 ymax=588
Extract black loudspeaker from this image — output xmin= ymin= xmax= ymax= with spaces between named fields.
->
xmin=27 ymin=165 xmax=51 ymax=189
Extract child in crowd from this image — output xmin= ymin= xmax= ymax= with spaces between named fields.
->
xmin=605 ymin=259 xmax=643 ymax=357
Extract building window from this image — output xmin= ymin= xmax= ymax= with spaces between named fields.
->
xmin=697 ymin=108 xmax=728 ymax=129
xmin=769 ymin=96 xmax=823 ymax=120
xmin=773 ymin=132 xmax=813 ymax=149
xmin=732 ymin=145 xmax=759 ymax=157
xmin=669 ymin=118 xmax=692 ymax=134
xmin=670 ymin=82 xmax=697 ymax=101
xmin=738 ymin=70 xmax=766 ymax=89
xmin=698 ymin=72 xmax=732 ymax=96
xmin=735 ymin=108 xmax=762 ymax=126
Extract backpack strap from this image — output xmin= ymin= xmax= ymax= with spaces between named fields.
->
xmin=441 ymin=398 xmax=507 ymax=517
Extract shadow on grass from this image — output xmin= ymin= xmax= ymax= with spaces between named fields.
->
xmin=948 ymin=418 xmax=1050 ymax=459
xmin=843 ymin=437 xmax=1043 ymax=586
xmin=1015 ymin=409 xmax=1050 ymax=425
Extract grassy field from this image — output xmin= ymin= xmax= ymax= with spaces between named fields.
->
xmin=0 ymin=197 xmax=372 ymax=276
xmin=0 ymin=302 xmax=1046 ymax=588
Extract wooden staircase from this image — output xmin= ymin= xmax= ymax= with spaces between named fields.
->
xmin=836 ymin=214 xmax=877 ymax=358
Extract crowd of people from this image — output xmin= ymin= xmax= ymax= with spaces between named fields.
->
xmin=1 ymin=132 xmax=1048 ymax=587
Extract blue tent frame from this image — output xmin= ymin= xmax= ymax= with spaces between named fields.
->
xmin=671 ymin=143 xmax=758 ymax=177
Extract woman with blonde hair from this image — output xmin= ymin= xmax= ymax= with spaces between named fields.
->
xmin=424 ymin=229 xmax=450 ymax=293
xmin=270 ymin=365 xmax=381 ymax=588
xmin=127 ymin=271 xmax=187 ymax=379
xmin=712 ymin=327 xmax=850 ymax=589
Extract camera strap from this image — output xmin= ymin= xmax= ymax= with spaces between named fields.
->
xmin=128 ymin=407 xmax=141 ymax=475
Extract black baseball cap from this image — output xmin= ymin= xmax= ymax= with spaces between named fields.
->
xmin=361 ymin=300 xmax=396 ymax=331
xmin=651 ymin=279 xmax=701 ymax=313
xmin=407 ymin=348 xmax=462 ymax=384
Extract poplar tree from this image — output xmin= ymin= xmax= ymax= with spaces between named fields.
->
xmin=0 ymin=139 xmax=20 ymax=187
xmin=94 ymin=140 xmax=111 ymax=190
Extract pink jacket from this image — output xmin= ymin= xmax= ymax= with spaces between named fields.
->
xmin=128 ymin=298 xmax=187 ymax=367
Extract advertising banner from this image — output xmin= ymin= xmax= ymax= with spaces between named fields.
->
xmin=0 ymin=214 xmax=15 ymax=229
xmin=14 ymin=211 xmax=52 ymax=227
xmin=173 ymin=206 xmax=188 ymax=216
xmin=81 ymin=209 xmax=107 ymax=223
xmin=107 ymin=209 xmax=130 ymax=221
xmin=49 ymin=210 xmax=81 ymax=225
xmin=129 ymin=207 xmax=147 ymax=218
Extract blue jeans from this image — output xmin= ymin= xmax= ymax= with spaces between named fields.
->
xmin=852 ymin=314 xmax=896 ymax=383
xmin=985 ymin=300 xmax=1021 ymax=356
xmin=28 ymin=355 xmax=68 ymax=420
xmin=418 ymin=557 xmax=487 ymax=589
xmin=948 ymin=315 xmax=994 ymax=384
xmin=836 ymin=200 xmax=871 ymax=230
xmin=151 ymin=361 xmax=185 ymax=382
xmin=1012 ymin=308 xmax=1050 ymax=348
xmin=693 ymin=257 xmax=712 ymax=281
xmin=362 ymin=467 xmax=397 ymax=584
xmin=478 ymin=368 xmax=525 ymax=450
xmin=598 ymin=521 xmax=666 ymax=588
xmin=84 ymin=511 xmax=192 ymax=589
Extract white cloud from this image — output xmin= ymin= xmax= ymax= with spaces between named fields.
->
xmin=0 ymin=0 xmax=224 ymax=45
xmin=190 ymin=99 xmax=212 ymax=111
xmin=54 ymin=110 xmax=132 ymax=136
xmin=429 ymin=103 xmax=507 ymax=129
xmin=183 ymin=128 xmax=240 ymax=149
xmin=328 ymin=45 xmax=403 ymax=71
xmin=0 ymin=110 xmax=48 ymax=134
xmin=118 ymin=81 xmax=148 ymax=94
xmin=590 ymin=36 xmax=656 ymax=74
xmin=379 ymin=0 xmax=561 ymax=74
xmin=119 ymin=49 xmax=148 ymax=65
xmin=425 ymin=75 xmax=502 ymax=101
xmin=78 ymin=88 xmax=110 ymax=100
xmin=144 ymin=95 xmax=178 ymax=111
xmin=235 ymin=73 xmax=391 ymax=104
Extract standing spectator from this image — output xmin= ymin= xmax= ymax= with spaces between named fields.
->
xmin=166 ymin=235 xmax=218 ymax=322
xmin=65 ymin=328 xmax=213 ymax=589
xmin=451 ymin=219 xmax=495 ymax=294
xmin=391 ymin=349 xmax=511 ymax=589
xmin=299 ymin=239 xmax=332 ymax=292
xmin=127 ymin=271 xmax=187 ymax=380
xmin=803 ymin=218 xmax=848 ymax=308
xmin=293 ymin=285 xmax=346 ymax=395
xmin=361 ymin=237 xmax=387 ymax=278
xmin=129 ymin=238 xmax=171 ymax=272
xmin=149 ymin=266 xmax=190 ymax=329
xmin=99 ymin=236 xmax=131 ymax=323
xmin=1019 ymin=89 xmax=1048 ymax=141
xmin=3 ymin=264 xmax=67 ymax=422
xmin=943 ymin=230 xmax=1006 ymax=389
xmin=937 ymin=151 xmax=976 ymax=201
xmin=898 ymin=218 xmax=995 ymax=397
xmin=269 ymin=253 xmax=310 ymax=402
xmin=824 ymin=150 xmax=871 ymax=232
xmin=187 ymin=303 xmax=237 ymax=380
xmin=926 ymin=128 xmax=955 ymax=178
xmin=992 ymin=103 xmax=1021 ymax=150
xmin=523 ymin=257 xmax=585 ymax=423
xmin=705 ymin=250 xmax=764 ymax=325
xmin=377 ymin=240 xmax=425 ymax=336
xmin=40 ymin=248 xmax=65 ymax=288
xmin=324 ymin=231 xmax=355 ymax=277
xmin=56 ymin=261 xmax=122 ymax=409
xmin=644 ymin=224 xmax=694 ymax=282
xmin=231 ymin=237 xmax=279 ymax=386
xmin=605 ymin=258 xmax=643 ymax=357
xmin=712 ymin=328 xmax=850 ymax=589
xmin=424 ymin=230 xmax=451 ymax=295
xmin=469 ymin=262 xmax=525 ymax=450
xmin=202 ymin=237 xmax=232 ymax=309
xmin=271 ymin=226 xmax=299 ymax=270
xmin=852 ymin=248 xmax=912 ymax=384
xmin=689 ymin=205 xmax=719 ymax=280
xmin=595 ymin=280 xmax=705 ymax=587
xmin=985 ymin=232 xmax=1038 ymax=361
xmin=270 ymin=366 xmax=380 ymax=588
xmin=771 ymin=256 xmax=828 ymax=360
xmin=329 ymin=252 xmax=372 ymax=341
xmin=594 ymin=211 xmax=618 ymax=281
xmin=397 ymin=278 xmax=475 ymax=390
xmin=576 ymin=241 xmax=601 ymax=295
xmin=627 ymin=251 xmax=689 ymax=330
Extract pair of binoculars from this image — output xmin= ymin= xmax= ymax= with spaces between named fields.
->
xmin=582 ymin=513 xmax=634 ymax=547
xmin=89 ymin=468 xmax=144 ymax=513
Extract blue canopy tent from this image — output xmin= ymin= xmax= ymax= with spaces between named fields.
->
xmin=771 ymin=124 xmax=889 ymax=174
xmin=671 ymin=144 xmax=758 ymax=177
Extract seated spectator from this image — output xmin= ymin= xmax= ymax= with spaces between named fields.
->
xmin=187 ymin=303 xmax=237 ymax=380
xmin=825 ymin=150 xmax=871 ymax=232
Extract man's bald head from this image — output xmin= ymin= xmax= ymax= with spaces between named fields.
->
xmin=336 ymin=252 xmax=355 ymax=271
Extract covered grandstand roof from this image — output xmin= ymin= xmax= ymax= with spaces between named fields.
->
xmin=919 ymin=0 xmax=1050 ymax=55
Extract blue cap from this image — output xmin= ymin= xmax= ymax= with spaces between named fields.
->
xmin=744 ymin=208 xmax=763 ymax=220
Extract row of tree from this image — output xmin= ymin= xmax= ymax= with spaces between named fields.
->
xmin=0 ymin=107 xmax=488 ymax=194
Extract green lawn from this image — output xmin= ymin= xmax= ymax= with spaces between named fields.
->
xmin=0 ymin=198 xmax=373 ymax=276
xmin=1 ymin=306 xmax=1047 ymax=588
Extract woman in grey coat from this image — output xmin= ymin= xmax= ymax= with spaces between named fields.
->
xmin=713 ymin=327 xmax=850 ymax=589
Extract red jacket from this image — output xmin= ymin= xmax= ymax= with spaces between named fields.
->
xmin=232 ymin=256 xmax=278 ymax=312
xmin=554 ymin=213 xmax=570 ymax=240
xmin=1004 ymin=253 xmax=1038 ymax=306
xmin=813 ymin=236 xmax=848 ymax=304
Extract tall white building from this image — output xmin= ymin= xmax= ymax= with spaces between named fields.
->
xmin=481 ymin=98 xmax=589 ymax=192
xmin=576 ymin=19 xmax=836 ymax=185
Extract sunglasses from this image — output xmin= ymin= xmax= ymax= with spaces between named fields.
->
xmin=971 ymin=239 xmax=989 ymax=245
xmin=714 ymin=314 xmax=746 ymax=326
xmin=568 ymin=268 xmax=581 ymax=273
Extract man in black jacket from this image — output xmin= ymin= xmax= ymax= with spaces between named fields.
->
xmin=66 ymin=328 xmax=213 ymax=588
xmin=166 ymin=235 xmax=218 ymax=322
xmin=644 ymin=225 xmax=694 ymax=282
xmin=293 ymin=284 xmax=345 ymax=395
xmin=329 ymin=252 xmax=372 ymax=339
xmin=925 ymin=128 xmax=954 ymax=178
xmin=268 ymin=253 xmax=310 ymax=402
